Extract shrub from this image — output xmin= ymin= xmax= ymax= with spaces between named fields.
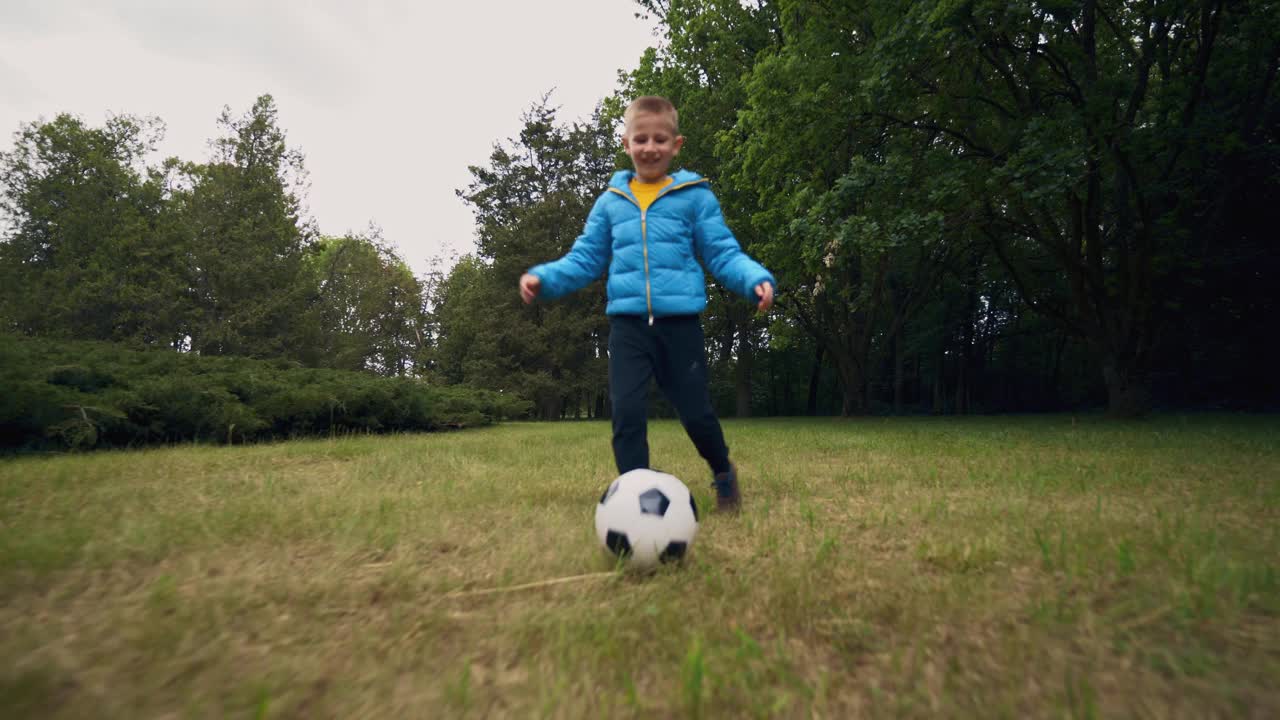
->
xmin=0 ymin=334 xmax=523 ymax=452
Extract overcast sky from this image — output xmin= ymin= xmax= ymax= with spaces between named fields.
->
xmin=0 ymin=0 xmax=659 ymax=275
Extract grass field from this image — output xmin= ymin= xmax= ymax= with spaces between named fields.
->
xmin=1 ymin=415 xmax=1278 ymax=718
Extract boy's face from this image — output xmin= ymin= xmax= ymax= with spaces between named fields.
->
xmin=622 ymin=111 xmax=684 ymax=183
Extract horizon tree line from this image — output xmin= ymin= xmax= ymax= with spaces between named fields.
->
xmin=2 ymin=0 xmax=1276 ymax=418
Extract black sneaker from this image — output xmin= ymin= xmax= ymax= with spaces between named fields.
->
xmin=711 ymin=464 xmax=741 ymax=513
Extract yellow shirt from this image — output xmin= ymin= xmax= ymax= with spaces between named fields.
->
xmin=629 ymin=176 xmax=673 ymax=211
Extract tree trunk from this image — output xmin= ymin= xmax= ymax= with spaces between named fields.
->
xmin=841 ymin=381 xmax=867 ymax=416
xmin=892 ymin=331 xmax=904 ymax=414
xmin=768 ymin=350 xmax=779 ymax=416
xmin=734 ymin=324 xmax=753 ymax=418
xmin=806 ymin=346 xmax=824 ymax=415
xmin=781 ymin=354 xmax=792 ymax=415
xmin=549 ymin=393 xmax=566 ymax=420
xmin=933 ymin=344 xmax=946 ymax=414
xmin=1049 ymin=332 xmax=1067 ymax=408
xmin=719 ymin=320 xmax=735 ymax=373
xmin=835 ymin=354 xmax=868 ymax=416
xmin=1102 ymin=361 xmax=1151 ymax=418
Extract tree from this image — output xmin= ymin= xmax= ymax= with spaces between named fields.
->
xmin=0 ymin=113 xmax=190 ymax=345
xmin=859 ymin=0 xmax=1278 ymax=415
xmin=295 ymin=230 xmax=426 ymax=375
xmin=703 ymin=1 xmax=963 ymax=415
xmin=439 ymin=98 xmax=617 ymax=418
xmin=178 ymin=94 xmax=314 ymax=358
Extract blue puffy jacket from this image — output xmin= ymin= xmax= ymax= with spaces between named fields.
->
xmin=528 ymin=169 xmax=776 ymax=320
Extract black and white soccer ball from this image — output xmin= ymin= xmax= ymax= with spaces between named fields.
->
xmin=595 ymin=469 xmax=699 ymax=568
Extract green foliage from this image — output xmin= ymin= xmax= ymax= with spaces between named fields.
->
xmin=175 ymin=94 xmax=315 ymax=358
xmin=0 ymin=333 xmax=526 ymax=453
xmin=0 ymin=96 xmax=312 ymax=358
xmin=295 ymin=231 xmax=426 ymax=375
xmin=1 ymin=95 xmax=432 ymax=385
xmin=437 ymin=97 xmax=616 ymax=419
xmin=634 ymin=0 xmax=1280 ymax=415
xmin=3 ymin=2 xmax=1276 ymax=419
xmin=0 ymin=113 xmax=183 ymax=344
xmin=843 ymin=0 xmax=1280 ymax=415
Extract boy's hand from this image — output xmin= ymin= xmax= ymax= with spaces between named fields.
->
xmin=519 ymin=273 xmax=541 ymax=304
xmin=754 ymin=281 xmax=774 ymax=312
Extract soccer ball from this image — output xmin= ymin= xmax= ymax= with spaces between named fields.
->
xmin=595 ymin=469 xmax=699 ymax=568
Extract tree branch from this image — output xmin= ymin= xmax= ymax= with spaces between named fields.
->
xmin=1161 ymin=0 xmax=1223 ymax=181
xmin=869 ymin=113 xmax=997 ymax=158
xmin=981 ymin=219 xmax=1084 ymax=335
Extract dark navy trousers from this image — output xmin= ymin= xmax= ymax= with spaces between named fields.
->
xmin=608 ymin=314 xmax=731 ymax=476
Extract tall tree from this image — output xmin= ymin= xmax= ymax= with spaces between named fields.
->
xmin=178 ymin=94 xmax=314 ymax=358
xmin=716 ymin=1 xmax=967 ymax=414
xmin=440 ymin=98 xmax=616 ymax=417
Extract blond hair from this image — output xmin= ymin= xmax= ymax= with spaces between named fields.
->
xmin=624 ymin=95 xmax=679 ymax=133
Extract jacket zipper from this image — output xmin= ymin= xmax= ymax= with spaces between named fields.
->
xmin=608 ymin=178 xmax=709 ymax=326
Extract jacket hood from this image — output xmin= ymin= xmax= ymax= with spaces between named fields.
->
xmin=608 ymin=169 xmax=704 ymax=190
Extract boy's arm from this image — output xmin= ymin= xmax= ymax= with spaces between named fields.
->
xmin=691 ymin=188 xmax=776 ymax=301
xmin=527 ymin=196 xmax=611 ymax=300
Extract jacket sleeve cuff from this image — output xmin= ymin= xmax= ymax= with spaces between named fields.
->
xmin=528 ymin=267 xmax=556 ymax=299
xmin=744 ymin=272 xmax=776 ymax=299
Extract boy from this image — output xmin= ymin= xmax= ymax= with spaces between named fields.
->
xmin=518 ymin=96 xmax=775 ymax=513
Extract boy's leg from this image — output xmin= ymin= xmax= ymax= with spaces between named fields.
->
xmin=608 ymin=315 xmax=655 ymax=474
xmin=652 ymin=316 xmax=732 ymax=476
